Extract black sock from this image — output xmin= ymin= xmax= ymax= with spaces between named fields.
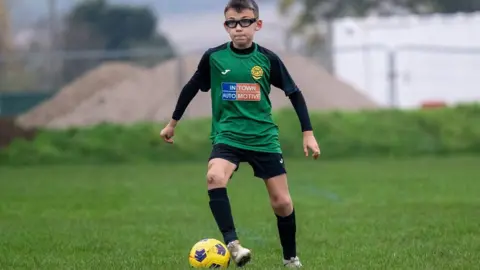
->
xmin=208 ymin=188 xmax=238 ymax=245
xmin=276 ymin=209 xmax=297 ymax=260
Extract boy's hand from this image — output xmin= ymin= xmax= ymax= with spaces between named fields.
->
xmin=160 ymin=120 xmax=177 ymax=144
xmin=303 ymin=131 xmax=320 ymax=159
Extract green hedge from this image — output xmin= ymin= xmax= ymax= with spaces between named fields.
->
xmin=1 ymin=104 xmax=480 ymax=165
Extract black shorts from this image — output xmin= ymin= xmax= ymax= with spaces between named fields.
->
xmin=208 ymin=143 xmax=286 ymax=179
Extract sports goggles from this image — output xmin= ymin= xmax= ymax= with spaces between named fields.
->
xmin=224 ymin=18 xmax=257 ymax=28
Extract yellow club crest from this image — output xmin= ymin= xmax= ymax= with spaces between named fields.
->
xmin=251 ymin=66 xmax=263 ymax=80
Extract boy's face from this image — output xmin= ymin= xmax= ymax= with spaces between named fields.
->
xmin=224 ymin=8 xmax=262 ymax=48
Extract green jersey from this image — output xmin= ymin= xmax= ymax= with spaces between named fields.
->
xmin=184 ymin=42 xmax=300 ymax=153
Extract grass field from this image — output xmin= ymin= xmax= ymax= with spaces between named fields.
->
xmin=1 ymin=156 xmax=480 ymax=269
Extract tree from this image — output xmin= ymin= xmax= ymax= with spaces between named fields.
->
xmin=432 ymin=0 xmax=480 ymax=13
xmin=61 ymin=0 xmax=175 ymax=84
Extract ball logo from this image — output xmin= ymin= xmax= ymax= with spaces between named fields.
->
xmin=194 ymin=249 xmax=207 ymax=262
xmin=251 ymin=66 xmax=263 ymax=80
xmin=215 ymin=244 xmax=227 ymax=256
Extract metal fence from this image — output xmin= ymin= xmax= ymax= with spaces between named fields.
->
xmin=0 ymin=48 xmax=175 ymax=92
xmin=2 ymin=44 xmax=480 ymax=116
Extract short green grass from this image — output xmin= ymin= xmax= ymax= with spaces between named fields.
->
xmin=1 ymin=156 xmax=479 ymax=269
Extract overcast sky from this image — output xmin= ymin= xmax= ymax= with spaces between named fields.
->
xmin=8 ymin=0 xmax=277 ymax=30
xmin=9 ymin=0 xmax=289 ymax=52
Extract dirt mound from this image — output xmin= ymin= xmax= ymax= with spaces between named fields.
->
xmin=270 ymin=53 xmax=378 ymax=110
xmin=15 ymin=62 xmax=147 ymax=128
xmin=0 ymin=117 xmax=38 ymax=148
xmin=19 ymin=52 xmax=378 ymax=129
xmin=45 ymin=56 xmax=213 ymax=129
xmin=46 ymin=60 xmax=180 ymax=128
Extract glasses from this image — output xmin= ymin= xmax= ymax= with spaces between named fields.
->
xmin=224 ymin=18 xmax=257 ymax=28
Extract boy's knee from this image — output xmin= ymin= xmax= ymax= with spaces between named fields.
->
xmin=206 ymin=158 xmax=236 ymax=189
xmin=206 ymin=168 xmax=228 ymax=189
xmin=271 ymin=195 xmax=293 ymax=216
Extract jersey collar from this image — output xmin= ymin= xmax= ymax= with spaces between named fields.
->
xmin=228 ymin=42 xmax=257 ymax=58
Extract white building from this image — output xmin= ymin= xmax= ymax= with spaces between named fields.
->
xmin=333 ymin=12 xmax=480 ymax=108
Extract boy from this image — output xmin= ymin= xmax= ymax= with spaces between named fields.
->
xmin=160 ymin=0 xmax=320 ymax=267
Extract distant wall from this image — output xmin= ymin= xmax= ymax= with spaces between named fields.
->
xmin=333 ymin=12 xmax=480 ymax=108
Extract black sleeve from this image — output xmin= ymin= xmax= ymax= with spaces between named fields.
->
xmin=288 ymin=91 xmax=313 ymax=132
xmin=259 ymin=47 xmax=313 ymax=132
xmin=172 ymin=50 xmax=211 ymax=121
xmin=268 ymin=52 xmax=299 ymax=96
